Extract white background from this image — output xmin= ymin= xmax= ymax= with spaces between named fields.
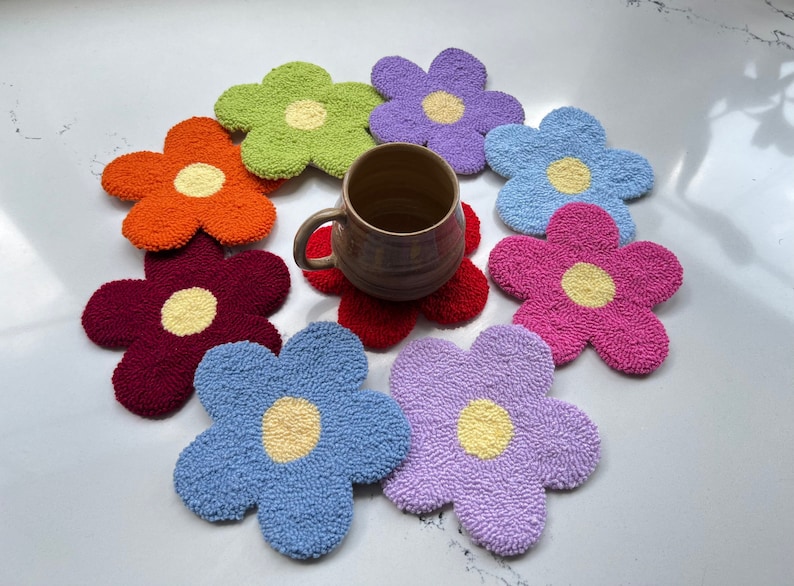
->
xmin=1 ymin=1 xmax=793 ymax=584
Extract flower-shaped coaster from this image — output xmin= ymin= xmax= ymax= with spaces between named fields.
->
xmin=101 ymin=117 xmax=284 ymax=252
xmin=485 ymin=106 xmax=654 ymax=245
xmin=81 ymin=232 xmax=290 ymax=417
xmin=489 ymin=203 xmax=683 ymax=374
xmin=173 ymin=322 xmax=410 ymax=559
xmin=215 ymin=62 xmax=383 ymax=179
xmin=382 ymin=324 xmax=600 ymax=556
xmin=370 ymin=48 xmax=524 ymax=175
xmin=303 ymin=203 xmax=488 ymax=349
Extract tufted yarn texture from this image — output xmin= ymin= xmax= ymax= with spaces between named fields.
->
xmin=370 ymin=48 xmax=524 ymax=175
xmin=101 ymin=117 xmax=283 ymax=251
xmin=215 ymin=62 xmax=383 ymax=179
xmin=173 ymin=322 xmax=411 ymax=559
xmin=382 ymin=324 xmax=601 ymax=556
xmin=485 ymin=106 xmax=654 ymax=245
xmin=303 ymin=203 xmax=488 ymax=349
xmin=488 ymin=203 xmax=683 ymax=375
xmin=81 ymin=232 xmax=290 ymax=417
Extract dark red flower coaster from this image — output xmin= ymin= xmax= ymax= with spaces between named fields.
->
xmin=82 ymin=232 xmax=290 ymax=417
xmin=303 ymin=203 xmax=488 ymax=349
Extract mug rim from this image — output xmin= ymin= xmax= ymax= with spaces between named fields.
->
xmin=341 ymin=142 xmax=460 ymax=237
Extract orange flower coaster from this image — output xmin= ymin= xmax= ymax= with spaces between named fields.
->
xmin=101 ymin=117 xmax=285 ymax=251
xmin=303 ymin=203 xmax=488 ymax=349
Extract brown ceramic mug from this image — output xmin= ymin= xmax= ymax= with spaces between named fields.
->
xmin=293 ymin=143 xmax=465 ymax=302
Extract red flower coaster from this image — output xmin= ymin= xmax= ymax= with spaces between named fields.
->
xmin=303 ymin=203 xmax=488 ymax=349
xmin=82 ymin=232 xmax=290 ymax=417
xmin=101 ymin=117 xmax=285 ymax=251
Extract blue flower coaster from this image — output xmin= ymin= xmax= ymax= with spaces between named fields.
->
xmin=485 ymin=106 xmax=654 ymax=245
xmin=173 ymin=322 xmax=410 ymax=559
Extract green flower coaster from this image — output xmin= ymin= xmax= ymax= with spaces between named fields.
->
xmin=215 ymin=62 xmax=383 ymax=179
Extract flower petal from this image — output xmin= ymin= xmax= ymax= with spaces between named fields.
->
xmin=122 ymin=194 xmax=201 ymax=251
xmin=612 ymin=240 xmax=683 ymax=307
xmin=218 ymin=249 xmax=291 ymax=316
xmin=590 ymin=307 xmax=671 ymax=374
xmin=240 ymin=126 xmax=312 ymax=179
xmin=513 ymin=299 xmax=591 ymax=366
xmin=462 ymin=202 xmax=481 ymax=255
xmin=194 ymin=341 xmax=280 ymax=421
xmin=464 ymin=90 xmax=525 ymax=134
xmin=576 ymin=195 xmax=636 ymax=246
xmin=368 ymin=99 xmax=431 ymax=144
xmin=143 ymin=231 xmax=223 ymax=282
xmin=545 ymin=202 xmax=620 ymax=253
xmin=82 ymin=279 xmax=150 ymax=347
xmin=485 ymin=124 xmax=543 ymax=178
xmin=420 ymin=258 xmax=488 ymax=324
xmin=453 ymin=471 xmax=547 ymax=556
xmin=539 ymin=106 xmax=606 ymax=148
xmin=337 ymin=287 xmax=419 ymax=349
xmin=278 ymin=322 xmax=368 ymax=392
xmin=331 ymin=390 xmax=411 ymax=483
xmin=163 ymin=117 xmax=234 ymax=162
xmin=112 ymin=335 xmax=203 ymax=416
xmin=311 ymin=124 xmax=377 ymax=178
xmin=528 ymin=398 xmax=601 ymax=489
xmin=198 ymin=188 xmax=277 ymax=246
xmin=174 ymin=425 xmax=263 ymax=521
xmin=495 ymin=171 xmax=572 ymax=236
xmin=594 ymin=148 xmax=654 ymax=200
xmin=257 ymin=468 xmax=353 ymax=559
xmin=327 ymin=82 xmax=383 ymax=126
xmin=260 ymin=61 xmax=333 ymax=102
xmin=214 ymin=83 xmax=268 ymax=131
xmin=101 ymin=151 xmax=168 ymax=201
xmin=426 ymin=125 xmax=486 ymax=174
xmin=371 ymin=55 xmax=429 ymax=100
xmin=489 ymin=234 xmax=556 ymax=299
xmin=427 ymin=48 xmax=487 ymax=94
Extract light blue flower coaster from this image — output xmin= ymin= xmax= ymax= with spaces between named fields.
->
xmin=485 ymin=106 xmax=654 ymax=245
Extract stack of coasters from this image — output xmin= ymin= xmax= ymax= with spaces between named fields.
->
xmin=82 ymin=232 xmax=290 ymax=416
xmin=382 ymin=324 xmax=600 ymax=556
xmin=488 ymin=203 xmax=683 ymax=375
xmin=370 ymin=48 xmax=524 ymax=175
xmin=174 ymin=322 xmax=410 ymax=559
xmin=302 ymin=203 xmax=489 ymax=349
xmin=101 ymin=116 xmax=284 ymax=251
xmin=485 ymin=106 xmax=654 ymax=245
xmin=215 ymin=62 xmax=383 ymax=179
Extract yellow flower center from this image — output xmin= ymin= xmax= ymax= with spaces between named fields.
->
xmin=422 ymin=91 xmax=465 ymax=124
xmin=160 ymin=287 xmax=218 ymax=336
xmin=457 ymin=399 xmax=514 ymax=460
xmin=561 ymin=262 xmax=616 ymax=308
xmin=546 ymin=157 xmax=592 ymax=194
xmin=173 ymin=163 xmax=226 ymax=198
xmin=284 ymin=99 xmax=327 ymax=130
xmin=262 ymin=397 xmax=322 ymax=463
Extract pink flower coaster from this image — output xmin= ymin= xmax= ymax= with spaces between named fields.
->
xmin=489 ymin=203 xmax=683 ymax=374
xmin=82 ymin=232 xmax=290 ymax=417
xmin=382 ymin=325 xmax=600 ymax=556
xmin=303 ymin=203 xmax=488 ymax=349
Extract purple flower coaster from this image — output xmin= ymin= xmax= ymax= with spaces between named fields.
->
xmin=382 ymin=325 xmax=601 ymax=556
xmin=370 ymin=48 xmax=524 ymax=174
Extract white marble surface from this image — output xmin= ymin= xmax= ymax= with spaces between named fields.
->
xmin=1 ymin=1 xmax=793 ymax=584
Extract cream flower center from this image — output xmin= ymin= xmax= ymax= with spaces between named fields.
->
xmin=546 ymin=157 xmax=592 ymax=194
xmin=262 ymin=397 xmax=322 ymax=463
xmin=160 ymin=287 xmax=218 ymax=336
xmin=173 ymin=163 xmax=226 ymax=198
xmin=457 ymin=399 xmax=514 ymax=460
xmin=561 ymin=262 xmax=616 ymax=308
xmin=284 ymin=99 xmax=327 ymax=130
xmin=422 ymin=91 xmax=465 ymax=124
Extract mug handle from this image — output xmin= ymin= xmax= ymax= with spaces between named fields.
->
xmin=293 ymin=208 xmax=348 ymax=271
